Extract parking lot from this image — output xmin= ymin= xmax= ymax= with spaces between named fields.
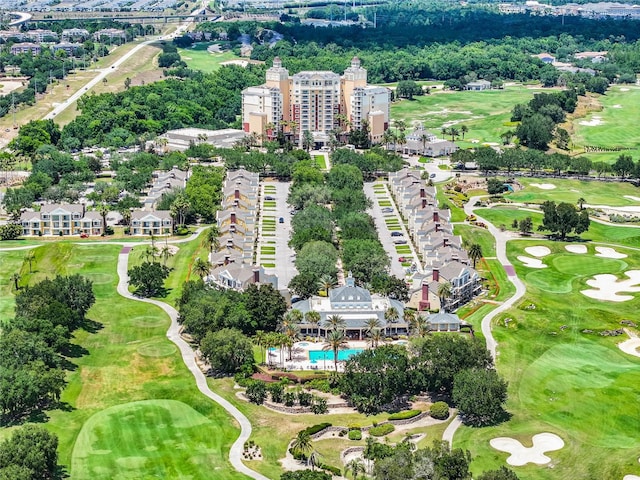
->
xmin=256 ymin=180 xmax=297 ymax=289
xmin=364 ymin=181 xmax=422 ymax=280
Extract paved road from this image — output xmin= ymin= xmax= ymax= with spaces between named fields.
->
xmin=115 ymin=247 xmax=268 ymax=480
xmin=404 ymin=155 xmax=453 ymax=183
xmin=442 ymin=196 xmax=527 ymax=445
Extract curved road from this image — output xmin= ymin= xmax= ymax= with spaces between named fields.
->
xmin=115 ymin=245 xmax=269 ymax=480
xmin=443 ymin=196 xmax=527 ymax=445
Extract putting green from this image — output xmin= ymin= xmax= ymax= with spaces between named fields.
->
xmin=137 ymin=341 xmax=177 ymax=357
xmin=131 ymin=316 xmax=167 ymax=328
xmin=519 ymin=342 xmax=640 ymax=449
xmin=551 ymin=255 xmax=626 ymax=276
xmin=71 ymin=400 xmax=226 ymax=479
xmin=525 ymin=269 xmax=573 ymax=294
xmin=82 ymin=272 xmax=115 ymax=285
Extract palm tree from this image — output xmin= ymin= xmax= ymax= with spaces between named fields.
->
xmin=468 ymin=243 xmax=483 ymax=269
xmin=367 ymin=328 xmax=384 ymax=348
xmin=346 ymin=458 xmax=366 ymax=480
xmin=384 ymin=307 xmax=399 ymax=335
xmin=326 ymin=314 xmax=346 ymax=331
xmin=414 ymin=314 xmax=431 ymax=337
xmin=291 ymin=431 xmax=313 ymax=459
xmin=577 ymin=197 xmax=586 ymax=210
xmin=403 ymin=309 xmax=416 ymax=329
xmin=364 ymin=317 xmax=382 ymax=335
xmin=436 ymin=282 xmax=453 ymax=312
xmin=144 ymin=245 xmax=158 ymax=263
xmin=441 ymin=127 xmax=449 ymax=140
xmin=254 ymin=330 xmax=267 ymax=365
xmin=317 ymin=274 xmax=336 ymax=296
xmin=323 ymin=329 xmax=348 ymax=372
xmin=460 ymin=124 xmax=468 ymax=140
xmin=308 ymin=450 xmax=322 ymax=471
xmin=160 ymin=245 xmax=173 ymax=266
xmin=450 ymin=126 xmax=460 ymax=142
xmin=382 ymin=129 xmax=395 ymax=151
xmin=193 ymin=257 xmax=211 ymax=279
xmin=25 ymin=249 xmax=35 ymax=273
xmin=283 ymin=324 xmax=299 ymax=360
xmin=10 ymin=272 xmax=21 ymax=290
xmin=98 ymin=203 xmax=109 ymax=235
xmin=420 ymin=133 xmax=430 ymax=155
xmin=305 ymin=310 xmax=321 ymax=341
xmin=205 ymin=226 xmax=220 ymax=256
xmin=288 ymin=309 xmax=304 ymax=324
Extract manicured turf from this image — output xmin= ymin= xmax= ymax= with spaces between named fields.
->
xmin=178 ymin=43 xmax=243 ymax=73
xmin=1 ymin=242 xmax=243 ymax=479
xmin=314 ymin=155 xmax=327 ymax=170
xmin=0 ymin=249 xmax=29 ymax=323
xmin=455 ymin=238 xmax=640 ymax=480
xmin=572 ymin=85 xmax=640 ymax=164
xmin=454 ymin=224 xmax=497 ymax=258
xmin=508 ymin=177 xmax=640 ymax=207
xmin=390 ymin=86 xmax=537 ymax=145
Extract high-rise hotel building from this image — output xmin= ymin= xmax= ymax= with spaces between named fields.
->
xmin=241 ymin=57 xmax=391 ymax=145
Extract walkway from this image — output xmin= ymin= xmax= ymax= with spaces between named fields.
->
xmin=442 ymin=196 xmax=527 ymax=445
xmin=115 ymin=245 xmax=268 ymax=480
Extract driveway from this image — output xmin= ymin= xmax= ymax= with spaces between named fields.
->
xmin=404 ymin=155 xmax=453 ymax=183
xmin=257 ymin=180 xmax=297 ymax=289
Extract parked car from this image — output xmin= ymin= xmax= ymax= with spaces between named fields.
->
xmin=289 ymin=210 xmax=297 ymax=215
xmin=80 ymin=233 xmax=89 ymax=238
xmin=393 ymin=239 xmax=408 ymax=244
xmin=381 ymin=207 xmax=394 ymax=213
xmin=398 ymin=256 xmax=406 ymax=262
xmin=430 ymin=173 xmax=436 ymax=178
xmin=279 ymin=217 xmax=284 ymax=223
xmin=265 ymin=195 xmax=275 ymax=200
xmin=391 ymin=231 xmax=404 ymax=237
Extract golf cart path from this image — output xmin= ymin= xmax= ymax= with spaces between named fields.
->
xmin=115 ymin=245 xmax=267 ymax=480
xmin=443 ymin=196 xmax=527 ymax=445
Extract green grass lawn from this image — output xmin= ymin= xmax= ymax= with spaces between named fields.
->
xmin=455 ymin=238 xmax=640 ymax=480
xmin=572 ymin=85 xmax=640 ymax=164
xmin=0 ymin=249 xmax=30 ymax=323
xmin=178 ymin=43 xmax=243 ymax=73
xmin=314 ymin=155 xmax=327 ymax=170
xmin=2 ymin=241 xmax=244 ymax=479
xmin=390 ymin=86 xmax=538 ymax=145
xmin=508 ymin=177 xmax=640 ymax=207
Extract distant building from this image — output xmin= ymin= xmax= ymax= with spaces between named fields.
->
xmin=93 ymin=29 xmax=127 ymax=42
xmin=209 ymin=263 xmax=277 ymax=291
xmin=532 ymin=52 xmax=556 ymax=64
xmin=241 ymin=56 xmax=391 ymax=146
xmin=27 ymin=29 xmax=58 ymax=42
xmin=61 ymin=28 xmax=90 ymax=41
xmin=130 ymin=210 xmax=173 ymax=235
xmin=465 ymin=79 xmax=492 ymax=91
xmin=20 ymin=204 xmax=103 ymax=236
xmin=401 ymin=126 xmax=458 ymax=157
xmin=157 ymin=128 xmax=247 ymax=152
xmin=51 ymin=42 xmax=82 ymax=55
xmin=11 ymin=42 xmax=41 ymax=55
xmin=574 ymin=51 xmax=607 ymax=63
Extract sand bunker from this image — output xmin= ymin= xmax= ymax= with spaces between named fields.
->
xmin=595 ymin=247 xmax=627 ymax=259
xmin=612 ymin=104 xmax=622 ymax=108
xmin=565 ymin=245 xmax=587 ymax=254
xmin=530 ymin=183 xmax=556 ymax=190
xmin=623 ymin=195 xmax=640 ymax=202
xmin=620 ymin=88 xmax=630 ymax=91
xmin=618 ymin=331 xmax=640 ymax=359
xmin=579 ymin=116 xmax=603 ymax=126
xmin=581 ymin=270 xmax=640 ymax=302
xmin=525 ymin=246 xmax=551 ymax=257
xmin=623 ymin=476 xmax=640 ymax=480
xmin=490 ymin=433 xmax=564 ymax=466
xmin=518 ymin=256 xmax=547 ymax=268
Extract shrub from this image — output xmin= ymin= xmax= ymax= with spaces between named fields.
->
xmin=284 ymin=391 xmax=296 ymax=407
xmin=297 ymin=391 xmax=313 ymax=407
xmin=305 ymin=379 xmax=331 ymax=392
xmin=348 ymin=425 xmax=361 ymax=431
xmin=348 ymin=430 xmax=362 ymax=441
xmin=234 ymin=372 xmax=252 ymax=388
xmin=0 ymin=223 xmax=22 ymax=240
xmin=368 ymin=423 xmax=395 ymax=437
xmin=430 ymin=401 xmax=450 ymax=420
xmin=268 ymin=383 xmax=284 ymax=404
xmin=301 ymin=423 xmax=331 ymax=436
xmin=246 ymin=380 xmax=267 ymax=405
xmin=310 ymin=396 xmax=328 ymax=415
xmin=320 ymin=464 xmax=342 ymax=476
xmin=388 ymin=409 xmax=422 ymax=421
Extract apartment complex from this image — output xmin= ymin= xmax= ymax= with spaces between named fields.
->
xmin=130 ymin=210 xmax=173 ymax=235
xmin=20 ymin=204 xmax=103 ymax=236
xmin=389 ymin=169 xmax=481 ymax=312
xmin=241 ymin=56 xmax=391 ymax=146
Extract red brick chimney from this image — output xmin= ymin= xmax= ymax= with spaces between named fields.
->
xmin=234 ymin=189 xmax=240 ymax=199
xmin=420 ymin=187 xmax=425 ymax=198
xmin=224 ymin=255 xmax=230 ymax=265
xmin=433 ymin=268 xmax=439 ymax=282
xmin=231 ymin=212 xmax=236 ymax=223
xmin=422 ymin=198 xmax=427 ymax=208
xmin=253 ymin=268 xmax=260 ymax=284
xmin=443 ymin=237 xmax=448 ymax=247
xmin=419 ymin=282 xmax=430 ymax=311
xmin=433 ymin=210 xmax=439 ymax=222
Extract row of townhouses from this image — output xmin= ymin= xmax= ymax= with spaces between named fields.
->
xmin=142 ymin=167 xmax=188 ymax=210
xmin=2 ymin=28 xmax=128 ymax=56
xmin=210 ymin=169 xmax=277 ymax=290
xmin=389 ymin=168 xmax=482 ymax=312
xmin=19 ymin=204 xmax=173 ymax=237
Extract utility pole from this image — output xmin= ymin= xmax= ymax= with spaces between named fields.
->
xmin=12 ymin=92 xmax=16 ymax=129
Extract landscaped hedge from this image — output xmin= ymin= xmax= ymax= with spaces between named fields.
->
xmin=321 ymin=464 xmax=341 ymax=476
xmin=369 ymin=423 xmax=395 ymax=437
xmin=302 ymin=423 xmax=332 ymax=436
xmin=388 ymin=409 xmax=422 ymax=421
xmin=348 ymin=430 xmax=362 ymax=441
xmin=430 ymin=401 xmax=450 ymax=420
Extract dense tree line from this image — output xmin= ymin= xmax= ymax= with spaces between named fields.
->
xmin=0 ymin=425 xmax=59 ymax=479
xmin=340 ymin=336 xmax=508 ymax=425
xmin=1 ymin=275 xmax=95 ymax=422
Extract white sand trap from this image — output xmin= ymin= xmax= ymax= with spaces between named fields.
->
xmin=525 ymin=246 xmax=551 ymax=257
xmin=623 ymin=476 xmax=640 ymax=480
xmin=518 ymin=256 xmax=547 ymax=268
xmin=581 ymin=270 xmax=640 ymax=302
xmin=565 ymin=245 xmax=587 ymax=254
xmin=612 ymin=104 xmax=622 ymax=108
xmin=618 ymin=331 xmax=640 ymax=359
xmin=623 ymin=195 xmax=640 ymax=202
xmin=490 ymin=433 xmax=564 ymax=466
xmin=579 ymin=116 xmax=603 ymax=126
xmin=530 ymin=183 xmax=556 ymax=190
xmin=621 ymin=88 xmax=630 ymax=91
xmin=595 ymin=247 xmax=627 ymax=259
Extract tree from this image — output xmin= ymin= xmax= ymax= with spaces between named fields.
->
xmin=325 ymin=314 xmax=346 ymax=331
xmin=244 ymin=283 xmax=287 ymax=333
xmin=0 ymin=425 xmax=58 ymax=478
xmin=453 ymin=368 xmax=508 ymax=426
xmin=200 ymin=327 xmax=254 ymax=375
xmin=468 ymin=243 xmax=482 ymax=269
xmin=281 ymin=471 xmax=331 ymax=480
xmin=577 ymin=198 xmax=586 ymax=211
xmin=518 ymin=217 xmax=533 ymax=235
xmin=204 ymin=225 xmax=220 ymax=255
xmin=323 ymin=329 xmax=348 ymax=372
xmin=612 ymin=154 xmax=635 ymax=178
xmin=515 ymin=113 xmax=555 ymax=150
xmin=296 ymin=242 xmax=339 ymax=281
xmin=302 ymin=130 xmax=314 ymax=151
xmin=346 ymin=458 xmax=366 ymax=479
xmin=436 ymin=282 xmax=452 ymax=312
xmin=128 ymin=261 xmax=170 ymax=297
xmin=477 ymin=467 xmax=521 ymax=480
xmin=291 ymin=431 xmax=313 ymax=458
xmin=10 ymin=272 xmax=21 ymax=290
xmin=539 ymin=201 xmax=589 ymax=240
xmin=460 ymin=124 xmax=468 ymax=140
xmin=487 ymin=178 xmax=506 ymax=195
xmin=97 ymin=203 xmax=109 ymax=235
xmin=193 ymin=258 xmax=211 ymax=279
xmin=305 ymin=310 xmax=321 ymax=340
xmin=0 ymin=223 xmax=24 ymax=240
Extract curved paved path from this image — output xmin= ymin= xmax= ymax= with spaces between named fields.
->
xmin=443 ymin=196 xmax=527 ymax=445
xmin=115 ymin=245 xmax=268 ymax=480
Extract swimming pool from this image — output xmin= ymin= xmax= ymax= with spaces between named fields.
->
xmin=298 ymin=342 xmax=310 ymax=347
xmin=309 ymin=349 xmax=363 ymax=363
